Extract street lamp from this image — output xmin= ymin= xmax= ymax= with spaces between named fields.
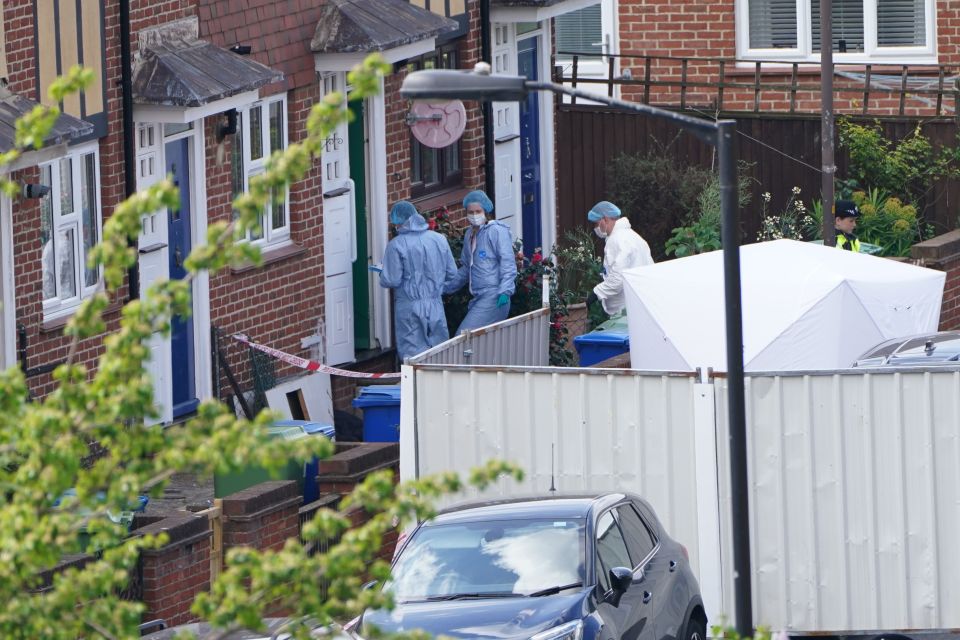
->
xmin=401 ymin=66 xmax=754 ymax=636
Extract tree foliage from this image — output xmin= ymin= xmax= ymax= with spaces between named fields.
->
xmin=0 ymin=58 xmax=522 ymax=639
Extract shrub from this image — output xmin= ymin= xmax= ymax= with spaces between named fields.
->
xmin=664 ymin=167 xmax=753 ymax=257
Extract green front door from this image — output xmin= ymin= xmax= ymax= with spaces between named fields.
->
xmin=348 ymin=98 xmax=370 ymax=350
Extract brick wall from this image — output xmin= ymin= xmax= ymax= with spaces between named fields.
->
xmin=614 ymin=0 xmax=960 ymax=116
xmin=138 ymin=513 xmax=213 ymax=627
xmin=221 ymin=480 xmax=302 ymax=553
xmin=912 ymin=230 xmax=960 ymax=330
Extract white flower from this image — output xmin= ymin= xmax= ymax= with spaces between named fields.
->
xmin=791 ymin=186 xmax=802 ymax=195
xmin=762 ymin=192 xmax=772 ymax=202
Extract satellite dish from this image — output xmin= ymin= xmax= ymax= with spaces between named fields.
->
xmin=408 ymin=100 xmax=467 ymax=149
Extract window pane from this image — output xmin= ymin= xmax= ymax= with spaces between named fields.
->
xmin=57 ymin=227 xmax=77 ymax=299
xmin=444 ymin=140 xmax=461 ymax=175
xmin=249 ymin=106 xmax=263 ymax=160
xmin=40 ymin=165 xmax=55 ymax=300
xmin=878 ymin=0 xmax=926 ymax=46
xmin=269 ymin=100 xmax=284 ymax=154
xmin=59 ymin=157 xmax=74 ymax=215
xmin=556 ymin=5 xmax=603 ymax=57
xmin=811 ymin=0 xmax=865 ymax=52
xmin=80 ymin=153 xmax=99 ymax=287
xmin=231 ymin=113 xmax=244 ymax=220
xmin=749 ymin=0 xmax=797 ymax=49
xmin=271 ymin=192 xmax=286 ymax=232
xmin=411 ymin=139 xmax=423 ymax=183
xmin=617 ymin=506 xmax=656 ymax=566
xmin=421 ymin=144 xmax=439 ymax=185
xmin=595 ymin=511 xmax=632 ymax=588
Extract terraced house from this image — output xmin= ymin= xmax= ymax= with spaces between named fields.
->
xmin=1 ymin=0 xmax=596 ymax=421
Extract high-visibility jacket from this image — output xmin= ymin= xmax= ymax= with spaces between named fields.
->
xmin=836 ymin=232 xmax=861 ymax=252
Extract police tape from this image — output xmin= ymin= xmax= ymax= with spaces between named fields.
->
xmin=232 ymin=334 xmax=401 ymax=379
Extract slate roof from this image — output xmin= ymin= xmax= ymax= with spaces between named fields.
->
xmin=132 ymin=38 xmax=284 ymax=108
xmin=310 ymin=0 xmax=458 ymax=54
xmin=0 ymin=85 xmax=93 ymax=154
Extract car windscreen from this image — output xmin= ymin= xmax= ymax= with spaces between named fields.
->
xmin=387 ymin=518 xmax=585 ymax=600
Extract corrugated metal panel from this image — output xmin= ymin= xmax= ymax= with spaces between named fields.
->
xmin=716 ymin=370 xmax=960 ymax=632
xmin=408 ymin=366 xmax=704 ymax=576
xmin=409 ymin=307 xmax=549 ymax=366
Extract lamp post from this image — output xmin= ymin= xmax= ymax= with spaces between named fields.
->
xmin=401 ymin=67 xmax=754 ymax=636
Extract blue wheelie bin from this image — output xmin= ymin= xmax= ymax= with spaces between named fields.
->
xmin=352 ymin=385 xmax=401 ymax=442
xmin=573 ymin=315 xmax=631 ymax=366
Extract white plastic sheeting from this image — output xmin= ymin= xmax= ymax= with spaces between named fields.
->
xmin=402 ymin=362 xmax=960 ymax=633
xmin=715 ymin=370 xmax=960 ymax=632
xmin=622 ymin=240 xmax=946 ymax=372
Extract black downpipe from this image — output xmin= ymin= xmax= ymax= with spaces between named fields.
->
xmin=479 ymin=0 xmax=495 ymax=202
xmin=120 ymin=0 xmax=139 ymax=300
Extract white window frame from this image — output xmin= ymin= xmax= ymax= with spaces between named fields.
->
xmin=39 ymin=142 xmax=102 ymax=320
xmin=735 ymin=0 xmax=938 ymax=64
xmin=233 ymin=93 xmax=290 ymax=246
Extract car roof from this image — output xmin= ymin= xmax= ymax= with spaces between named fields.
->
xmin=854 ymin=331 xmax=960 ymax=367
xmin=431 ymin=493 xmax=628 ymax=524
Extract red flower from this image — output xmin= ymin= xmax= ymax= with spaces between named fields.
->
xmin=525 ymin=274 xmax=536 ymax=285
xmin=531 ymin=252 xmax=543 ymax=264
xmin=428 ymin=218 xmax=437 ymax=230
xmin=550 ymin=321 xmax=561 ymax=329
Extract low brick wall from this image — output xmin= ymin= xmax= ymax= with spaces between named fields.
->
xmin=912 ymin=230 xmax=960 ymax=331
xmin=221 ymin=480 xmax=302 ymax=555
xmin=137 ymin=513 xmax=212 ymax=627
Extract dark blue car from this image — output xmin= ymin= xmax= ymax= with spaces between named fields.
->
xmin=361 ymin=493 xmax=706 ymax=640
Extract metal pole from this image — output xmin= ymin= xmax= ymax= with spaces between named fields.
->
xmin=718 ymin=120 xmax=753 ymax=637
xmin=821 ymin=0 xmax=836 ymax=246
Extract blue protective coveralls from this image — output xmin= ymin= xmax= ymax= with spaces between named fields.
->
xmin=380 ymin=212 xmax=458 ymax=361
xmin=444 ymin=220 xmax=517 ymax=333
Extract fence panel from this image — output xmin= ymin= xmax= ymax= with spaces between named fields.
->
xmin=408 ymin=308 xmax=549 ymax=367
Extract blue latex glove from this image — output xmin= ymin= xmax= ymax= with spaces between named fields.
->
xmin=368 ymin=264 xmax=383 ymax=274
xmin=497 ymin=294 xmax=509 ymax=307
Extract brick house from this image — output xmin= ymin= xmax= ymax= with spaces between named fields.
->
xmin=2 ymin=0 xmax=593 ymax=420
xmin=553 ymin=0 xmax=960 ymax=115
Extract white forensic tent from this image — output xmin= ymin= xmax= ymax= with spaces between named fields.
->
xmin=622 ymin=239 xmax=946 ymax=371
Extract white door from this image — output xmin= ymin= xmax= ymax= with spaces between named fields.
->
xmin=321 ymin=73 xmax=355 ymax=366
xmin=135 ymin=123 xmax=172 ymax=423
xmin=0 ymin=193 xmax=14 ymax=370
xmin=492 ymin=23 xmax=522 ymax=240
xmin=555 ymin=0 xmax=620 ymax=101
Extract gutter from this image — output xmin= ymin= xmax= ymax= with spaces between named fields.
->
xmin=479 ymin=0 xmax=496 ymax=201
xmin=120 ymin=0 xmax=139 ymax=300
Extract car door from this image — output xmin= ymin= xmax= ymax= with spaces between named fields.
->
xmin=594 ymin=509 xmax=653 ymax=640
xmin=618 ymin=504 xmax=678 ymax=640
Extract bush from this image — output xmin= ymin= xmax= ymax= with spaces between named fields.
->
xmin=606 ymin=150 xmax=715 ymax=261
xmin=664 ymin=167 xmax=753 ymax=257
xmin=851 ymin=189 xmax=929 ymax=257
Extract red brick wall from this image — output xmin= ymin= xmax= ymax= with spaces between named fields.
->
xmin=221 ymin=480 xmax=302 ymax=553
xmin=139 ymin=514 xmax=213 ymax=627
xmin=4 ymin=0 xmax=193 ymax=397
xmin=912 ymin=230 xmax=960 ymax=330
xmin=937 ymin=253 xmax=960 ymax=330
xmin=615 ymin=0 xmax=960 ymax=115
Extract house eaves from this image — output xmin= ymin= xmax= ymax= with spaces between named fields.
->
xmin=0 ymin=85 xmax=93 ymax=160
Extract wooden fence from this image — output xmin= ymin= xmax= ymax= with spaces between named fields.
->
xmin=555 ymin=106 xmax=960 ymax=258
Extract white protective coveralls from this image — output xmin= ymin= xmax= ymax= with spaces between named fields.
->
xmin=593 ymin=217 xmax=653 ymax=315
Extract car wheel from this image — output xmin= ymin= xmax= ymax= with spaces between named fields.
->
xmin=681 ymin=615 xmax=706 ymax=640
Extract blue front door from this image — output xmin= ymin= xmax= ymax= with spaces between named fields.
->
xmin=166 ymin=138 xmax=198 ymax=418
xmin=518 ymin=37 xmax=542 ymax=256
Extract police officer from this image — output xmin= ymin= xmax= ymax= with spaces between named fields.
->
xmin=834 ymin=200 xmax=861 ymax=252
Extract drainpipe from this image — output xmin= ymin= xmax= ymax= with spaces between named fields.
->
xmin=479 ymin=0 xmax=495 ymax=201
xmin=120 ymin=0 xmax=139 ymax=299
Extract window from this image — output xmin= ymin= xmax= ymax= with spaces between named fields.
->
xmin=738 ymin=0 xmax=935 ymax=62
xmin=556 ymin=5 xmax=603 ymax=59
xmin=616 ymin=505 xmax=656 ymax=566
xmin=595 ymin=510 xmax=632 ymax=591
xmin=40 ymin=144 xmax=101 ymax=318
xmin=407 ymin=45 xmax=462 ymax=198
xmin=231 ymin=94 xmax=289 ymax=245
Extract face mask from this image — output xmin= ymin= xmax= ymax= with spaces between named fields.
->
xmin=468 ymin=213 xmax=486 ymax=227
xmin=594 ymin=225 xmax=608 ymax=239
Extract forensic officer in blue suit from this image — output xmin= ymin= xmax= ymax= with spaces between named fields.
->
xmin=444 ymin=190 xmax=518 ymax=334
xmin=376 ymin=201 xmax=458 ymax=362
